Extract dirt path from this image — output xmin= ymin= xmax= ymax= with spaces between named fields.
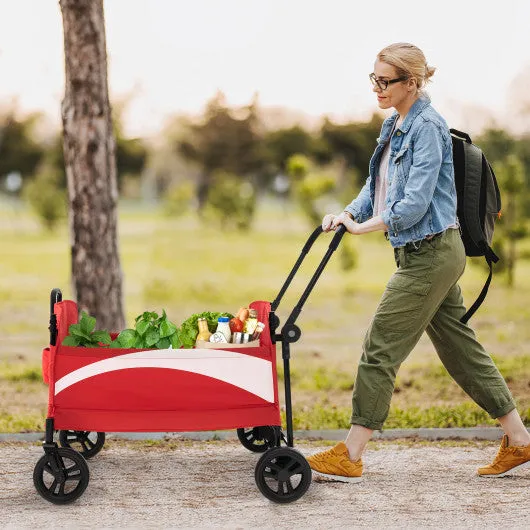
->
xmin=2 ymin=439 xmax=529 ymax=528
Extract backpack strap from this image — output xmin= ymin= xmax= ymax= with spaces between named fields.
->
xmin=460 ymin=244 xmax=499 ymax=324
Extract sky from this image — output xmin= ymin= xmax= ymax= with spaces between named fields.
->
xmin=1 ymin=0 xmax=530 ymax=138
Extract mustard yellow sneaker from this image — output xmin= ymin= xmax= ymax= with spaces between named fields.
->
xmin=306 ymin=442 xmax=363 ymax=483
xmin=478 ymin=435 xmax=530 ymax=477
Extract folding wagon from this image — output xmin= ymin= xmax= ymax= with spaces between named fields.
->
xmin=34 ymin=225 xmax=346 ymax=504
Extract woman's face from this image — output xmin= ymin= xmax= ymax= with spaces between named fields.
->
xmin=371 ymin=59 xmax=413 ymax=111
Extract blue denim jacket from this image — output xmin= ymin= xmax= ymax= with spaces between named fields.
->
xmin=344 ymin=95 xmax=458 ymax=248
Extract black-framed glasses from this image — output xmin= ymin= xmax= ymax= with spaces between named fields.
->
xmin=369 ymin=73 xmax=408 ymax=91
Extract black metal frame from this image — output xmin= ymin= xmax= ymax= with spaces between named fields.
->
xmin=268 ymin=225 xmax=346 ymax=447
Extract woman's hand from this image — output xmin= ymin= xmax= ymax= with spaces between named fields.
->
xmin=322 ymin=213 xmax=338 ymax=232
xmin=330 ymin=212 xmax=361 ymax=235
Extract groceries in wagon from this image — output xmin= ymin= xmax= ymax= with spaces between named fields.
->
xmin=62 ymin=306 xmax=264 ymax=350
xmin=200 ymin=307 xmax=265 ymax=346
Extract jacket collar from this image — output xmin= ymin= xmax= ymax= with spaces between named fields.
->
xmin=392 ymin=94 xmax=431 ymax=133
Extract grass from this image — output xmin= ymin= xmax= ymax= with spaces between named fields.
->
xmin=1 ymin=196 xmax=530 ymax=432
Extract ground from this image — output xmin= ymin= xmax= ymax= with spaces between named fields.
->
xmin=2 ymin=438 xmax=529 ymax=528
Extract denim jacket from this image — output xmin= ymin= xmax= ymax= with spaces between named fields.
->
xmin=344 ymin=95 xmax=458 ymax=248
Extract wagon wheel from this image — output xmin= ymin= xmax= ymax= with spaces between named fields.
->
xmin=59 ymin=430 xmax=105 ymax=459
xmin=255 ymin=447 xmax=311 ymax=503
xmin=237 ymin=426 xmax=277 ymax=453
xmin=33 ymin=447 xmax=89 ymax=504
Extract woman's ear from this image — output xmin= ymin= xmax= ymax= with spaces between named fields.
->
xmin=408 ymin=77 xmax=418 ymax=92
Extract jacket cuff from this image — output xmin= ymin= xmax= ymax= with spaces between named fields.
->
xmin=344 ymin=205 xmax=360 ymax=222
xmin=381 ymin=206 xmax=402 ymax=236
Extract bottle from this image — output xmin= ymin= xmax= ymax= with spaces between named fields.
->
xmin=244 ymin=309 xmax=258 ymax=335
xmin=196 ymin=318 xmax=212 ymax=343
xmin=215 ymin=316 xmax=232 ymax=342
xmin=251 ymin=322 xmax=265 ymax=342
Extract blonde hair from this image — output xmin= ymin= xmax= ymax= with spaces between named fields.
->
xmin=377 ymin=43 xmax=435 ymax=93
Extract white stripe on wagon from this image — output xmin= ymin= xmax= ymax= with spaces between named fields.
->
xmin=54 ymin=348 xmax=275 ymax=402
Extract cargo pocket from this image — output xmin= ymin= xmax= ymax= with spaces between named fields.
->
xmin=373 ymin=273 xmax=431 ymax=340
xmin=42 ymin=347 xmax=51 ymax=384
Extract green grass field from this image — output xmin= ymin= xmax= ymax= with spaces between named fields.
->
xmin=1 ymin=197 xmax=529 ymax=432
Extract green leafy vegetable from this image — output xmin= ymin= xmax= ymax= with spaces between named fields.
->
xmin=110 ymin=309 xmax=180 ymax=349
xmin=62 ymin=311 xmax=112 ymax=348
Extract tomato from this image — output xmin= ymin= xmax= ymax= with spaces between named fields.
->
xmin=229 ymin=317 xmax=244 ymax=333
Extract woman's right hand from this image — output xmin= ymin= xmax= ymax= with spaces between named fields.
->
xmin=322 ymin=213 xmax=337 ymax=232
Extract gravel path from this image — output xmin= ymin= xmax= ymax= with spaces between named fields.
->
xmin=2 ymin=440 xmax=529 ymax=528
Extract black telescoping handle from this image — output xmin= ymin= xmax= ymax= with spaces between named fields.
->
xmin=283 ymin=224 xmax=346 ymax=330
xmin=271 ymin=225 xmax=323 ymax=312
xmin=270 ymin=224 xmax=347 ymax=332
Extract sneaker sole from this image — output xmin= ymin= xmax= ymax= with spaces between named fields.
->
xmin=478 ymin=459 xmax=530 ymax=478
xmin=311 ymin=470 xmax=363 ymax=483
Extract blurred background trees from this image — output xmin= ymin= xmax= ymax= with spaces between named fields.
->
xmin=2 ymin=89 xmax=530 ymax=284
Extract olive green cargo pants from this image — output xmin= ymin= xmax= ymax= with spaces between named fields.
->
xmin=351 ymin=228 xmax=516 ymax=430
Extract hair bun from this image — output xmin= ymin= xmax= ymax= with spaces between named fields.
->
xmin=425 ymin=64 xmax=436 ymax=81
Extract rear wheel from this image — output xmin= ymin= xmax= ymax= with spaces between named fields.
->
xmin=237 ymin=426 xmax=276 ymax=453
xmin=59 ymin=430 xmax=105 ymax=459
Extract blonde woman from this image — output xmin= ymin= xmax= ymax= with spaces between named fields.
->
xmin=307 ymin=43 xmax=530 ymax=482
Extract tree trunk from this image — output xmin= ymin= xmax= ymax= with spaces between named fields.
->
xmin=60 ymin=0 xmax=125 ymax=331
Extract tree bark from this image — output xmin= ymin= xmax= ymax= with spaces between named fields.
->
xmin=60 ymin=0 xmax=125 ymax=331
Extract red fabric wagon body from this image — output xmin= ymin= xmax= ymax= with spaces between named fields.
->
xmin=42 ymin=300 xmax=281 ymax=433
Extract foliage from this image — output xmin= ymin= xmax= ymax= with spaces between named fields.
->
xmin=319 ymin=113 xmax=384 ymax=189
xmin=203 ymin=170 xmax=257 ymax=230
xmin=163 ymin=181 xmax=195 ymax=217
xmin=492 ymin=155 xmax=528 ymax=286
xmin=23 ymin=166 xmax=67 ymax=230
xmin=62 ymin=311 xmax=112 ymax=347
xmin=0 ymin=111 xmax=45 ymax=189
xmin=111 ymin=310 xmax=180 ymax=349
xmin=176 ymin=91 xmax=264 ymax=209
xmin=264 ymin=126 xmax=316 ymax=172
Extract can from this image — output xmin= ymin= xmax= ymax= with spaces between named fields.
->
xmin=233 ymin=332 xmax=243 ymax=344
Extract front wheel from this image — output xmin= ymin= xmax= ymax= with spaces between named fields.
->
xmin=255 ymin=447 xmax=311 ymax=503
xmin=33 ymin=447 xmax=89 ymax=504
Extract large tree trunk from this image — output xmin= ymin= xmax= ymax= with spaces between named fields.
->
xmin=60 ymin=0 xmax=125 ymax=331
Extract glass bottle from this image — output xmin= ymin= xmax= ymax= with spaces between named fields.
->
xmin=196 ymin=318 xmax=212 ymax=342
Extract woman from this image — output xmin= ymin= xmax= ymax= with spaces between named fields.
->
xmin=307 ymin=43 xmax=530 ymax=482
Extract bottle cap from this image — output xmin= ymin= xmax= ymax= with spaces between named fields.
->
xmin=218 ymin=316 xmax=230 ymax=322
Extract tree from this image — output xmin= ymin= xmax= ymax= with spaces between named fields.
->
xmin=0 ymin=111 xmax=45 ymax=190
xmin=494 ymin=155 xmax=527 ymax=287
xmin=177 ymin=91 xmax=264 ymax=211
xmin=60 ymin=0 xmax=125 ymax=331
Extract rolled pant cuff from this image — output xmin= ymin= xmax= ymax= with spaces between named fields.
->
xmin=489 ymin=400 xmax=517 ymax=420
xmin=350 ymin=415 xmax=384 ymax=431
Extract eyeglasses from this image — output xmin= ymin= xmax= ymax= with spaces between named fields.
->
xmin=369 ymin=73 xmax=408 ymax=91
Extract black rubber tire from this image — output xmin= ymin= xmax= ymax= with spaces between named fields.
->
xmin=59 ymin=430 xmax=105 ymax=459
xmin=237 ymin=426 xmax=276 ymax=453
xmin=255 ymin=447 xmax=312 ymax=503
xmin=33 ymin=447 xmax=89 ymax=504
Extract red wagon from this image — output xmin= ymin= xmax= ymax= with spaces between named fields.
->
xmin=33 ymin=225 xmax=346 ymax=504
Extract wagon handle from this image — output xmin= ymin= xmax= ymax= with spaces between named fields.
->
xmin=270 ymin=224 xmax=347 ymax=335
xmin=49 ymin=288 xmax=62 ymax=346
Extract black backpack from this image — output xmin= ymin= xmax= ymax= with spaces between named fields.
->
xmin=450 ymin=128 xmax=501 ymax=324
